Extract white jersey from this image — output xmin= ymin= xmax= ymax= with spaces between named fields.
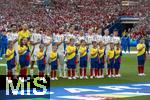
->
xmin=85 ymin=34 xmax=95 ymax=57
xmin=77 ymin=35 xmax=85 ymax=44
xmin=53 ymin=33 xmax=65 ymax=53
xmin=30 ymin=33 xmax=42 ymax=61
xmin=41 ymin=34 xmax=51 ymax=64
xmin=53 ymin=33 xmax=64 ymax=43
xmin=12 ymin=33 xmax=18 ymax=51
xmin=111 ymin=36 xmax=121 ymax=44
xmin=103 ymin=35 xmax=111 ymax=50
xmin=8 ymin=32 xmax=18 ymax=47
xmin=6 ymin=32 xmax=18 ymax=50
xmin=85 ymin=34 xmax=94 ymax=44
xmin=6 ymin=32 xmax=12 ymax=41
xmin=93 ymin=34 xmax=103 ymax=42
xmin=42 ymin=34 xmax=52 ymax=53
xmin=103 ymin=35 xmax=111 ymax=45
xmin=64 ymin=32 xmax=75 ymax=43
xmin=7 ymin=32 xmax=19 ymax=62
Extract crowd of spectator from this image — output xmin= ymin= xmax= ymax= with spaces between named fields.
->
xmin=0 ymin=0 xmax=150 ymax=59
xmin=0 ymin=0 xmax=149 ymax=33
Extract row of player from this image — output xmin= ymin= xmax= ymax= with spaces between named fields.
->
xmin=4 ymin=26 xmax=120 ymax=80
xmin=3 ymin=25 xmax=146 ymax=81
xmin=6 ymin=37 xmax=121 ymax=81
xmin=5 ymin=36 xmax=146 ymax=82
xmin=50 ymin=37 xmax=146 ymax=80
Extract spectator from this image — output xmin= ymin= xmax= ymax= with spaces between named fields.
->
xmin=0 ymin=29 xmax=8 ymax=59
xmin=0 ymin=30 xmax=2 ymax=59
xmin=121 ymin=31 xmax=130 ymax=53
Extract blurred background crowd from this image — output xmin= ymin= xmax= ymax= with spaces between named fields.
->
xmin=0 ymin=0 xmax=149 ymax=32
xmin=0 ymin=0 xmax=150 ymax=59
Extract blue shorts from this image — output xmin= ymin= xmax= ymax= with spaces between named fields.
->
xmin=7 ymin=59 xmax=16 ymax=70
xmin=137 ymin=54 xmax=145 ymax=61
xmin=91 ymin=57 xmax=99 ymax=68
xmin=108 ymin=58 xmax=114 ymax=69
xmin=138 ymin=60 xmax=145 ymax=66
xmin=67 ymin=57 xmax=76 ymax=69
xmin=80 ymin=55 xmax=87 ymax=68
xmin=38 ymin=64 xmax=45 ymax=71
xmin=51 ymin=60 xmax=58 ymax=70
xmin=114 ymin=58 xmax=121 ymax=69
xmin=37 ymin=57 xmax=46 ymax=71
xmin=137 ymin=55 xmax=145 ymax=66
xmin=19 ymin=52 xmax=30 ymax=67
xmin=98 ymin=57 xmax=105 ymax=69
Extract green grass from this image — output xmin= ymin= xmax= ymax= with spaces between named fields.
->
xmin=1 ymin=54 xmax=150 ymax=100
xmin=130 ymin=47 xmax=137 ymax=51
xmin=50 ymin=54 xmax=150 ymax=100
xmin=50 ymin=54 xmax=150 ymax=87
xmin=0 ymin=54 xmax=150 ymax=85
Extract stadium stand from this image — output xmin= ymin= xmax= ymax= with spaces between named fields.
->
xmin=0 ymin=0 xmax=149 ymax=33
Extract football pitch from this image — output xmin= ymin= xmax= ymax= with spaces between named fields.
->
xmin=0 ymin=54 xmax=150 ymax=100
xmin=51 ymin=54 xmax=150 ymax=87
xmin=50 ymin=54 xmax=150 ymax=100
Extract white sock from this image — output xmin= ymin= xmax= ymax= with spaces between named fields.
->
xmin=12 ymin=68 xmax=18 ymax=76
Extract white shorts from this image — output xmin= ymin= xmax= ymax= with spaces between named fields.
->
xmin=59 ymin=52 xmax=65 ymax=65
xmin=30 ymin=50 xmax=38 ymax=61
xmin=31 ymin=54 xmax=37 ymax=61
xmin=46 ymin=52 xmax=50 ymax=64
xmin=15 ymin=54 xmax=19 ymax=63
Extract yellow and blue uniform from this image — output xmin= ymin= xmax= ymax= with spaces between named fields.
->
xmin=18 ymin=45 xmax=30 ymax=67
xmin=6 ymin=49 xmax=16 ymax=70
xmin=37 ymin=51 xmax=46 ymax=71
xmin=114 ymin=49 xmax=122 ymax=69
xmin=66 ymin=45 xmax=77 ymax=69
xmin=107 ymin=49 xmax=115 ymax=68
xmin=98 ymin=48 xmax=105 ymax=68
xmin=79 ymin=46 xmax=88 ymax=68
xmin=50 ymin=51 xmax=59 ymax=70
xmin=137 ymin=43 xmax=146 ymax=65
xmin=90 ymin=47 xmax=99 ymax=68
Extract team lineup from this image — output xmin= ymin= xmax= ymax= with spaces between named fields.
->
xmin=4 ymin=23 xmax=146 ymax=82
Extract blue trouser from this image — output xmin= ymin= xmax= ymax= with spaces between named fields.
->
xmin=114 ymin=57 xmax=121 ymax=69
xmin=37 ymin=58 xmax=46 ymax=71
xmin=98 ymin=57 xmax=105 ymax=69
xmin=122 ymin=44 xmax=130 ymax=52
xmin=51 ymin=60 xmax=58 ymax=70
xmin=67 ymin=57 xmax=76 ymax=69
xmin=19 ymin=52 xmax=30 ymax=67
xmin=91 ymin=57 xmax=99 ymax=68
xmin=7 ymin=58 xmax=16 ymax=70
xmin=0 ymin=43 xmax=1 ymax=57
xmin=80 ymin=55 xmax=87 ymax=68
xmin=137 ymin=54 xmax=145 ymax=66
xmin=108 ymin=58 xmax=114 ymax=69
xmin=0 ymin=44 xmax=7 ymax=57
